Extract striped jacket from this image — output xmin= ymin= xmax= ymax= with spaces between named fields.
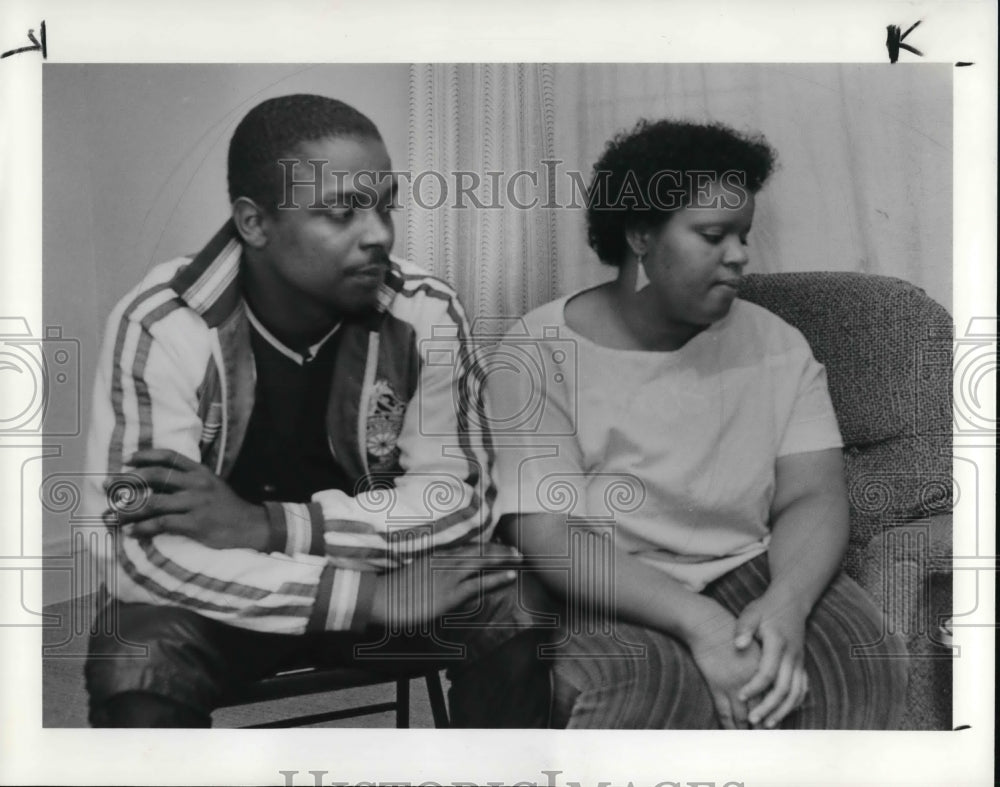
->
xmin=85 ymin=220 xmax=495 ymax=634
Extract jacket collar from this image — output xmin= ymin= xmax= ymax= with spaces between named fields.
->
xmin=168 ymin=219 xmax=398 ymax=329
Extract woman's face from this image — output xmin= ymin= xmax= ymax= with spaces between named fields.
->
xmin=639 ymin=179 xmax=755 ymax=329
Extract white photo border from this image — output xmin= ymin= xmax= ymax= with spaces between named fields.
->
xmin=1 ymin=1 xmax=995 ymax=785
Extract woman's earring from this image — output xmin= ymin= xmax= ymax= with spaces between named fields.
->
xmin=635 ymin=253 xmax=650 ymax=293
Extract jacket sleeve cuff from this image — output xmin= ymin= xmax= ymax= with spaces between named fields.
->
xmin=262 ymin=501 xmax=326 ymax=556
xmin=305 ymin=502 xmax=326 ymax=556
xmin=306 ymin=566 xmax=378 ymax=632
xmin=262 ymin=501 xmax=288 ymax=553
xmin=349 ymin=572 xmax=377 ymax=632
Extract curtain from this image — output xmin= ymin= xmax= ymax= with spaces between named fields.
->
xmin=407 ymin=64 xmax=561 ymax=329
xmin=407 ymin=63 xmax=952 ymax=318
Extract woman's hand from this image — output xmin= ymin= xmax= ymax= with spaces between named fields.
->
xmin=687 ymin=614 xmax=764 ymax=729
xmin=741 ymin=446 xmax=849 ymax=727
xmin=733 ymin=589 xmax=810 ymax=728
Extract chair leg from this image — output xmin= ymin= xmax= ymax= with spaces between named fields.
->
xmin=395 ymin=678 xmax=410 ymax=728
xmin=425 ymin=670 xmax=450 ymax=728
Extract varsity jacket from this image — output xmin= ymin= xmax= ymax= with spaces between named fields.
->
xmin=84 ymin=220 xmax=495 ymax=634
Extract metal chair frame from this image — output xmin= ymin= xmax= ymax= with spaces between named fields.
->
xmin=218 ymin=666 xmax=450 ymax=729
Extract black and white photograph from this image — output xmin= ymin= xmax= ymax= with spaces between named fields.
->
xmin=1 ymin=2 xmax=995 ymax=786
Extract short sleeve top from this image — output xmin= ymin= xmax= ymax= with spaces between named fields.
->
xmin=487 ymin=294 xmax=844 ymax=591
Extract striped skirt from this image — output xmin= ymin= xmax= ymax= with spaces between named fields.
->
xmin=547 ymin=551 xmax=909 ymax=729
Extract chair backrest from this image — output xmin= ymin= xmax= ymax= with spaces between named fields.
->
xmin=738 ymin=272 xmax=952 ymax=556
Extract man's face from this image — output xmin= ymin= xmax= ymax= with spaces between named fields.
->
xmin=256 ymin=134 xmax=396 ymax=318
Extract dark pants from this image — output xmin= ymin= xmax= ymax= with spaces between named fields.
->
xmin=86 ymin=577 xmax=553 ymax=728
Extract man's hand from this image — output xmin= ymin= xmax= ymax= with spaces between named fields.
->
xmin=733 ymin=588 xmax=810 ymax=728
xmin=106 ymin=448 xmax=269 ymax=551
xmin=686 ymin=610 xmax=764 ymax=729
xmin=368 ymin=542 xmax=520 ymax=629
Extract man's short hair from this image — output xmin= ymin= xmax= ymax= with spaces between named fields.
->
xmin=227 ymin=94 xmax=382 ymax=211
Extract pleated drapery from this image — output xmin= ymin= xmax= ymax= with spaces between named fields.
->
xmin=406 ymin=64 xmax=952 ymax=321
xmin=407 ymin=64 xmax=561 ymax=329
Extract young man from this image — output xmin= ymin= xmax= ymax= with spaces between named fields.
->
xmin=83 ymin=94 xmax=550 ymax=727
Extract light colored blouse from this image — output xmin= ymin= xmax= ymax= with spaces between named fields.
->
xmin=487 ymin=294 xmax=843 ymax=591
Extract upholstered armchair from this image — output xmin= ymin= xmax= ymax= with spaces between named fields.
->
xmin=738 ymin=271 xmax=953 ymax=730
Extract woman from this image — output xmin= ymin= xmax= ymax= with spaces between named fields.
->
xmin=488 ymin=119 xmax=908 ymax=729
